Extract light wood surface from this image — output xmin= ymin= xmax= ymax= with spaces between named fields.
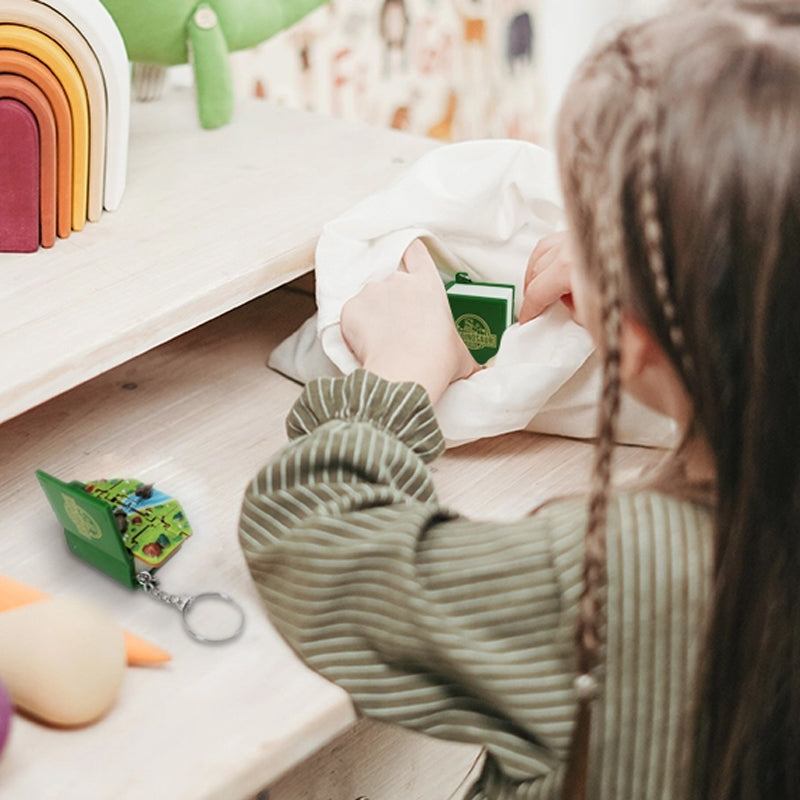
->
xmin=0 ymin=280 xmax=661 ymax=800
xmin=0 ymin=285 xmax=352 ymax=800
xmin=265 ymin=717 xmax=486 ymax=800
xmin=0 ymin=88 xmax=436 ymax=426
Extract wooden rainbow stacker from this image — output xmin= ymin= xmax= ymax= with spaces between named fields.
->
xmin=0 ymin=0 xmax=129 ymax=252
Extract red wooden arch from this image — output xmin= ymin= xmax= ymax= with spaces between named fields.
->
xmin=0 ymin=98 xmax=39 ymax=252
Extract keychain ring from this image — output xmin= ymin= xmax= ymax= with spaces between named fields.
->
xmin=181 ymin=592 xmax=246 ymax=645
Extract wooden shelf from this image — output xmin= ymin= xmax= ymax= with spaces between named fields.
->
xmin=0 ymin=88 xmax=436 ymax=426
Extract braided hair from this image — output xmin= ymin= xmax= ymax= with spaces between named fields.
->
xmin=557 ymin=4 xmax=800 ymax=799
xmin=559 ymin=23 xmax=697 ymax=797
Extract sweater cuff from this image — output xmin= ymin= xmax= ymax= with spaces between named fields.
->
xmin=286 ymin=370 xmax=446 ymax=463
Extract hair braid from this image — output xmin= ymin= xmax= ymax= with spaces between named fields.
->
xmin=565 ymin=34 xmax=671 ymax=799
xmin=619 ymin=36 xmax=696 ymax=384
xmin=578 ymin=188 xmax=624 ymax=677
xmin=563 ymin=161 xmax=625 ymax=800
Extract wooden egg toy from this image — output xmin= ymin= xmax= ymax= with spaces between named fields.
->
xmin=0 ymin=596 xmax=126 ymax=727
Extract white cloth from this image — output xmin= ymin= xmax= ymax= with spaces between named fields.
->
xmin=269 ymin=139 xmax=676 ymax=449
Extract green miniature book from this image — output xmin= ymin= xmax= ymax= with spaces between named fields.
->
xmin=445 ymin=272 xmax=515 ymax=365
xmin=36 ymin=470 xmax=193 ymax=589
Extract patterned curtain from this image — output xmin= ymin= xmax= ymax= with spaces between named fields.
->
xmin=231 ymin=0 xmax=656 ymax=145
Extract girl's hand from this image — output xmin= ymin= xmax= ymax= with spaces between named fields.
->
xmin=341 ymin=239 xmax=479 ymax=404
xmin=518 ymin=231 xmax=579 ymax=324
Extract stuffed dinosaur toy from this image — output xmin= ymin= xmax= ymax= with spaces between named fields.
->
xmin=100 ymin=0 xmax=328 ymax=129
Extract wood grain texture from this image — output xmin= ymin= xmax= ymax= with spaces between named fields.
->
xmin=0 ymin=285 xmax=355 ymax=800
xmin=264 ymin=718 xmax=485 ymax=800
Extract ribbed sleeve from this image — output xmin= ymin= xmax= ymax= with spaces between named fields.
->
xmin=238 ymin=371 xmax=713 ymax=800
xmin=286 ymin=370 xmax=445 ymax=463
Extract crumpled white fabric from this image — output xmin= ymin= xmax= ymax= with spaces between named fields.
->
xmin=269 ymin=138 xmax=676 ymax=449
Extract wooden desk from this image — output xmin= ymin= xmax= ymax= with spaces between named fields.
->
xmin=0 ymin=284 xmax=661 ymax=800
xmin=0 ymin=91 xmax=661 ymax=800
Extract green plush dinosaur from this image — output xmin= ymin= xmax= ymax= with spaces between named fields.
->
xmin=101 ymin=0 xmax=328 ymax=129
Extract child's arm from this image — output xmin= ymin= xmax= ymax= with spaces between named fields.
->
xmin=238 ymin=370 xmax=585 ymax=795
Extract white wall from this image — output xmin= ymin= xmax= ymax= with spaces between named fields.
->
xmin=537 ymin=0 xmax=667 ymax=142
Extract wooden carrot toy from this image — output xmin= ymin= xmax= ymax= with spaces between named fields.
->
xmin=0 ymin=574 xmax=171 ymax=665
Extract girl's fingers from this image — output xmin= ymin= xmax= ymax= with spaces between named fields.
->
xmin=401 ymin=238 xmax=437 ymax=276
xmin=519 ymin=261 xmax=573 ymax=324
xmin=524 ymin=244 xmax=561 ymax=291
xmin=523 ymin=233 xmax=562 ymax=289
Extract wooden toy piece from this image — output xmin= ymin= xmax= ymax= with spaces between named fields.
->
xmin=0 ymin=574 xmax=49 ymax=613
xmin=0 ymin=575 xmax=171 ymax=666
xmin=0 ymin=24 xmax=90 ymax=231
xmin=3 ymin=0 xmax=108 ymax=222
xmin=0 ymin=74 xmax=57 ymax=248
xmin=0 ymin=49 xmax=73 ymax=239
xmin=35 ymin=0 xmax=131 ymax=212
xmin=0 ymin=597 xmax=125 ymax=727
xmin=0 ymin=99 xmax=39 ymax=252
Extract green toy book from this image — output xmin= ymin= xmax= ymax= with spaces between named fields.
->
xmin=445 ymin=272 xmax=515 ymax=365
xmin=36 ymin=471 xmax=193 ymax=589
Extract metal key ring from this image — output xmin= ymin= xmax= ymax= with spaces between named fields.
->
xmin=181 ymin=591 xmax=246 ymax=645
xmin=137 ymin=571 xmax=246 ymax=645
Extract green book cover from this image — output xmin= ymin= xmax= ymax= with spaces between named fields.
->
xmin=445 ymin=272 xmax=515 ymax=365
xmin=35 ymin=470 xmax=193 ymax=589
xmin=36 ymin=470 xmax=138 ymax=588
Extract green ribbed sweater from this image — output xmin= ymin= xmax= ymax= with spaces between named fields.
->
xmin=239 ymin=370 xmax=713 ymax=799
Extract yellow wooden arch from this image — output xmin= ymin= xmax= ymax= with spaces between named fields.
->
xmin=33 ymin=0 xmax=131 ymax=212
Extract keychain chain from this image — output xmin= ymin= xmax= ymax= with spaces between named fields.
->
xmin=137 ymin=571 xmax=190 ymax=611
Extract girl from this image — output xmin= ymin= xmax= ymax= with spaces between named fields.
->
xmin=239 ymin=3 xmax=800 ymax=798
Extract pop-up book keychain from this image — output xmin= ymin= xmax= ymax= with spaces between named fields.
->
xmin=36 ymin=470 xmax=245 ymax=645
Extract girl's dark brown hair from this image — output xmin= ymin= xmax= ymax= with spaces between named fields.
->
xmin=557 ymin=3 xmax=800 ymax=798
